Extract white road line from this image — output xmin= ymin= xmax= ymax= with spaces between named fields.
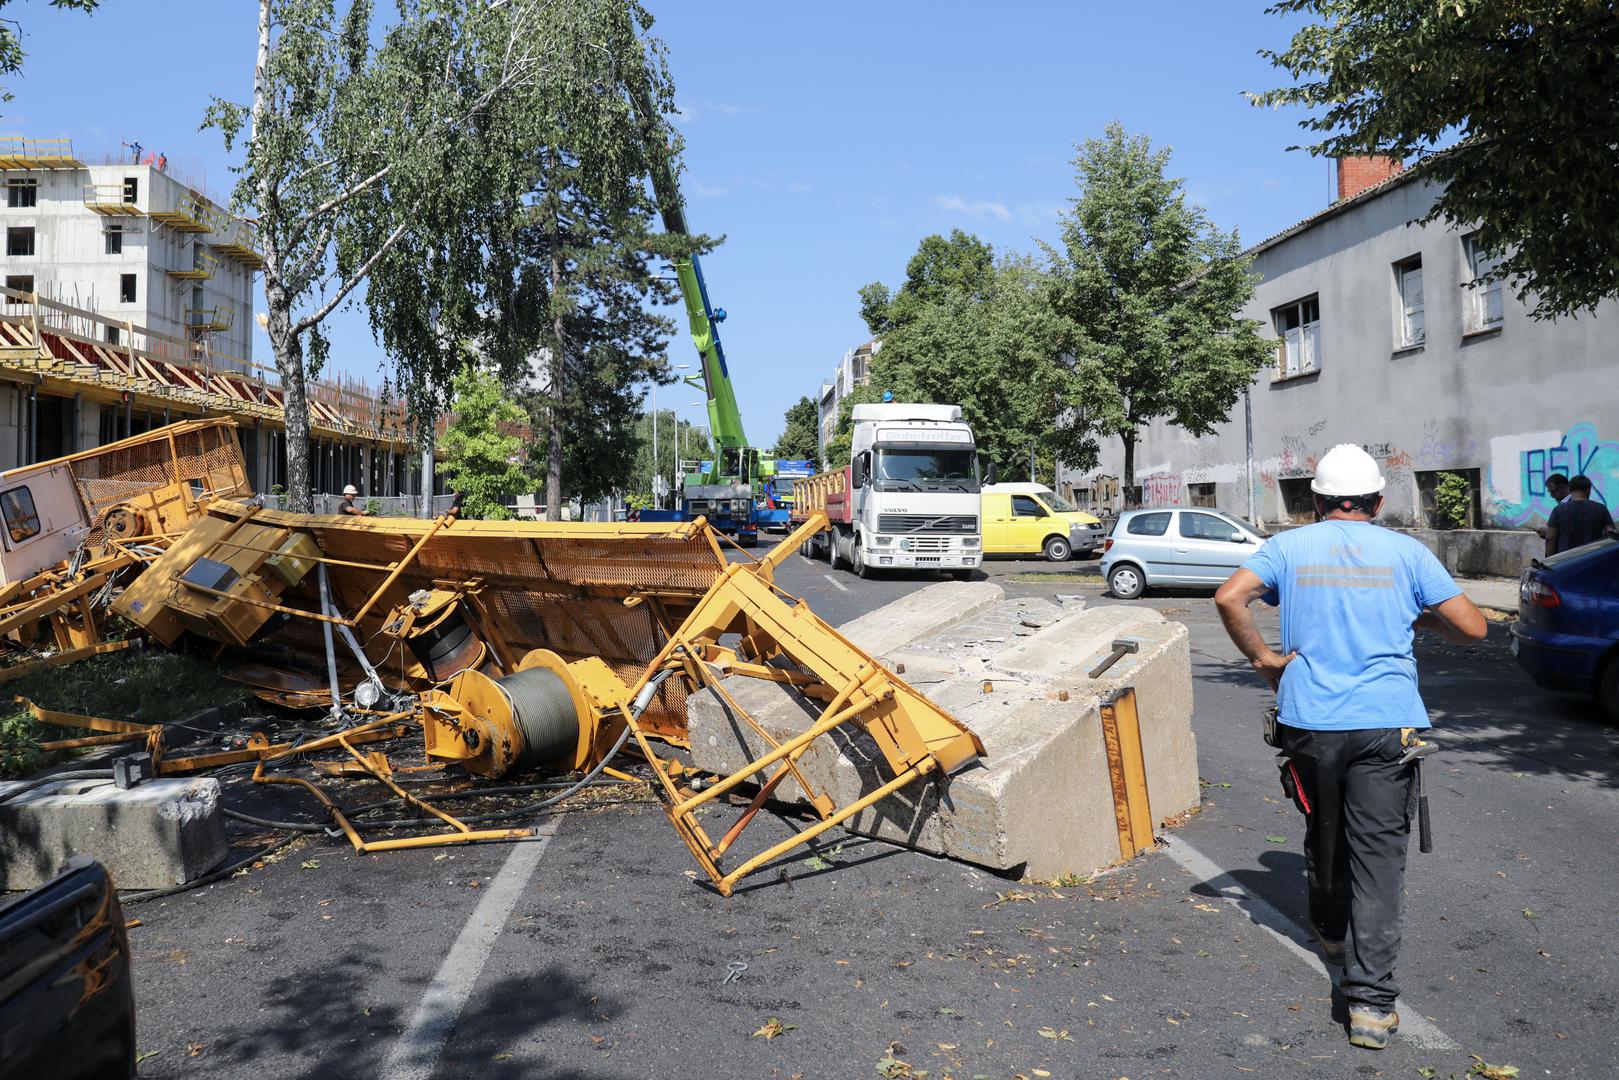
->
xmin=823 ymin=573 xmax=849 ymax=592
xmin=798 ymin=555 xmax=817 ymax=567
xmin=381 ymin=825 xmax=558 ymax=1079
xmin=1162 ymin=835 xmax=1459 ymax=1051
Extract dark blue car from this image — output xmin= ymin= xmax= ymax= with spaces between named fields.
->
xmin=1510 ymin=537 xmax=1619 ymax=719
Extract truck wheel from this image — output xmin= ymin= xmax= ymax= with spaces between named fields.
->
xmin=1108 ymin=563 xmax=1145 ymax=600
xmin=829 ymin=531 xmax=849 ymax=571
xmin=1043 ymin=535 xmax=1072 ymax=562
xmin=853 ymin=540 xmax=875 ymax=579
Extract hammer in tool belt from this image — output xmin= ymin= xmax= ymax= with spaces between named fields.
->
xmin=1398 ymin=728 xmax=1438 ymax=854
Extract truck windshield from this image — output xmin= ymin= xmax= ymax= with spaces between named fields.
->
xmin=873 ymin=448 xmax=980 ymax=492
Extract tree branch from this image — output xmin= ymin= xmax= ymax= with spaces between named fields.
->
xmin=294 ymin=216 xmax=411 ymax=335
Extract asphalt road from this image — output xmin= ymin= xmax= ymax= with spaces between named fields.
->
xmin=122 ymin=546 xmax=1619 ymax=1079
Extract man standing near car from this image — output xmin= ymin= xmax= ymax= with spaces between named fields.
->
xmin=1214 ymin=444 xmax=1487 ymax=1050
xmin=1543 ymin=474 xmax=1614 ymax=556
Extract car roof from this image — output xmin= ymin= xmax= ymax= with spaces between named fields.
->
xmin=982 ymin=483 xmax=1054 ymax=494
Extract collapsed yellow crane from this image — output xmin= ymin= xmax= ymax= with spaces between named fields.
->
xmin=110 ymin=500 xmax=985 ymax=894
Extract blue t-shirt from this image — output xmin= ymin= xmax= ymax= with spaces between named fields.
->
xmin=1242 ymin=520 xmax=1461 ymax=731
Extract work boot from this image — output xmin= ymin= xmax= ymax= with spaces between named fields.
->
xmin=1347 ymin=1005 xmax=1399 ymax=1049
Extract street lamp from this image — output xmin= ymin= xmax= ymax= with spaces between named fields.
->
xmin=677 ymin=401 xmax=705 ymax=477
xmin=651 ymin=365 xmax=690 ymax=508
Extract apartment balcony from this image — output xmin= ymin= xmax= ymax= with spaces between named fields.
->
xmin=0 ymin=137 xmax=83 ymax=170
xmin=185 ymin=306 xmax=234 ymax=332
xmin=148 ymin=190 xmax=211 ymax=233
xmin=83 ymin=182 xmax=143 ymax=216
xmin=166 ymin=248 xmax=219 ymax=281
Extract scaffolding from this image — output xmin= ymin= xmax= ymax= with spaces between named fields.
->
xmin=166 ymin=247 xmax=219 ymax=281
xmin=82 ymin=181 xmax=143 ymax=216
xmin=0 ymin=137 xmax=83 ymax=171
xmin=149 ymin=189 xmax=211 ymax=233
xmin=185 ymin=306 xmax=234 ymax=333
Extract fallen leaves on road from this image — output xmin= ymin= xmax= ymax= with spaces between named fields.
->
xmin=875 ymin=1055 xmax=924 ymax=1078
xmin=166 ymin=948 xmax=190 ymax=965
xmin=124 ymin=919 xmax=141 ymax=929
xmin=186 ymin=1042 xmax=205 ymax=1058
xmin=1192 ymin=902 xmax=1222 ymax=914
xmin=300 ymin=859 xmax=320 ymax=871
xmin=752 ymin=1017 xmax=795 ymax=1040
xmin=1468 ymin=1057 xmax=1521 ymax=1079
xmin=1037 ymin=1027 xmax=1073 ymax=1041
xmin=1263 ymin=834 xmax=1288 ymax=844
xmin=491 ymin=1052 xmax=512 ymax=1061
xmin=135 ymin=1050 xmax=161 ymax=1064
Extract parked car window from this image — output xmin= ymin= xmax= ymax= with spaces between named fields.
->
xmin=1011 ymin=495 xmax=1046 ymax=518
xmin=1179 ymin=511 xmax=1238 ymax=541
xmin=1 ymin=486 xmax=41 ymax=543
xmin=1126 ymin=512 xmax=1170 ymax=536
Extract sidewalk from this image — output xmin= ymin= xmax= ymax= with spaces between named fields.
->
xmin=1459 ymin=575 xmax=1520 ymax=615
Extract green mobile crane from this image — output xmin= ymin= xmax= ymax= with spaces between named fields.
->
xmin=635 ymin=92 xmax=765 ymax=544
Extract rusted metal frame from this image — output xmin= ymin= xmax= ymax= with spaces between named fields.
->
xmin=0 ymin=571 xmax=108 ymax=638
xmin=165 ymin=578 xmax=352 ymax=626
xmin=21 ymin=698 xmax=162 ymax=759
xmin=346 ymin=508 xmax=457 ymax=627
xmin=670 ymin=686 xmax=887 ymax=819
xmin=203 ymin=537 xmax=395 ymax=574
xmin=38 ymin=730 xmax=147 ymax=752
xmin=715 ymin=760 xmax=936 ymax=896
xmin=682 ymin=654 xmax=832 ymax=820
xmin=0 ymin=639 xmax=133 ymax=683
xmin=712 ymin=759 xmax=795 ymax=858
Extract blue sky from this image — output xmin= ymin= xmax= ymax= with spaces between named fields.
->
xmin=3 ymin=0 xmax=1327 ymax=446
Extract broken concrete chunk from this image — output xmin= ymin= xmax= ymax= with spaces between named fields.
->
xmin=0 ymin=776 xmax=228 ymax=891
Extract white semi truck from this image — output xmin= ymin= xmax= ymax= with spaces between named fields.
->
xmin=792 ymin=402 xmax=983 ymax=578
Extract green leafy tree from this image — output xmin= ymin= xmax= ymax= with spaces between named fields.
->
xmin=857 ymin=231 xmax=1070 ymax=478
xmin=439 ymin=366 xmax=530 ymax=520
xmin=207 ymin=0 xmax=644 ymax=511
xmin=774 ymin=396 xmax=820 ymax=462
xmin=627 ymin=410 xmax=713 ymax=505
xmin=0 ymin=0 xmax=97 ymax=110
xmin=824 ymin=384 xmax=883 ymax=470
xmin=1253 ymin=0 xmax=1619 ymax=319
xmin=1046 ymin=123 xmax=1272 ymax=495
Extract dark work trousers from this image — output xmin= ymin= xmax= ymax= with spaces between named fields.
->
xmin=1279 ymin=724 xmax=1416 ymax=1010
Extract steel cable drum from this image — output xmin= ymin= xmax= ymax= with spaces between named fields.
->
xmin=492 ymin=665 xmax=583 ymax=774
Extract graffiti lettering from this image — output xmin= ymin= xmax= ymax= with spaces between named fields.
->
xmin=1143 ymin=474 xmax=1183 ymax=507
xmin=1489 ymin=422 xmax=1619 ymax=526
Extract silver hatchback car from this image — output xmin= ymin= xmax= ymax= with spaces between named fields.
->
xmin=1100 ymin=508 xmax=1268 ymax=599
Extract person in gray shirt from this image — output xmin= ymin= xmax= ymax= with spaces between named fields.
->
xmin=1544 ymin=475 xmax=1615 ymax=556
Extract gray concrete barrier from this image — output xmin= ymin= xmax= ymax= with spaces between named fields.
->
xmin=688 ymin=583 xmax=1198 ymax=880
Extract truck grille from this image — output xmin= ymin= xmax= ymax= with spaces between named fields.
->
xmin=878 ymin=514 xmax=977 ymax=534
xmin=908 ymin=536 xmax=953 ymax=553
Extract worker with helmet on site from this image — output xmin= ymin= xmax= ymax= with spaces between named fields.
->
xmin=1214 ymin=444 xmax=1486 ymax=1050
xmin=339 ymin=484 xmax=369 ymax=517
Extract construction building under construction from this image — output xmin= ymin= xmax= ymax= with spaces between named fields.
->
xmin=0 ymin=137 xmax=422 ymax=497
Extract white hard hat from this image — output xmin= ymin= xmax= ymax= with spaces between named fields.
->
xmin=1310 ymin=444 xmax=1386 ymax=497
xmin=343 ymin=485 xmax=358 ymax=496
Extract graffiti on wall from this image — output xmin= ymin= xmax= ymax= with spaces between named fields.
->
xmin=1143 ymin=473 xmax=1183 ymax=507
xmin=1488 ymin=422 xmax=1619 ymax=526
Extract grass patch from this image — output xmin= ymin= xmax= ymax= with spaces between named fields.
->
xmin=1008 ymin=572 xmax=1105 ymax=584
xmin=0 ymin=648 xmax=252 ymax=779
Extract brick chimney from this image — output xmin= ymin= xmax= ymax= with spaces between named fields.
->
xmin=1335 ymin=154 xmax=1404 ymax=203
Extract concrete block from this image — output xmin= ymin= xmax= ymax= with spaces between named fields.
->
xmin=0 ymin=777 xmax=228 ymax=891
xmin=686 ymin=583 xmax=1199 ymax=880
xmin=836 ymin=579 xmax=1005 ymax=658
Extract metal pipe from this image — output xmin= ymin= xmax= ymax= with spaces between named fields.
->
xmin=318 ymin=562 xmax=342 ymax=716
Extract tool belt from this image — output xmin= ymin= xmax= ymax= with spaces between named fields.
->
xmin=1263 ymin=707 xmax=1310 ymax=814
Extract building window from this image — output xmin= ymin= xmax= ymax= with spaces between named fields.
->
xmin=1464 ymin=233 xmax=1504 ymax=332
xmin=4 ymin=274 xmax=32 ymax=302
xmin=1278 ymin=477 xmax=1317 ymax=524
xmin=1274 ymin=296 xmax=1320 ymax=377
xmin=105 ymin=226 xmax=123 ymax=255
xmin=1416 ymin=468 xmax=1481 ymax=529
xmin=1187 ymin=482 xmax=1216 ymax=508
xmin=6 ymin=180 xmax=37 ymax=208
xmin=6 ymin=227 xmax=35 ymax=256
xmin=0 ymin=486 xmax=42 ymax=544
xmin=1395 ymin=257 xmax=1424 ymax=347
xmin=119 ymin=273 xmax=137 ymax=303
xmin=123 ymin=176 xmax=138 ymax=204
xmin=106 ymin=325 xmax=120 ymax=346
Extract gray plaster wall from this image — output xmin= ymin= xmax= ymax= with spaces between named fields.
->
xmin=1060 ymin=176 xmax=1619 ymax=539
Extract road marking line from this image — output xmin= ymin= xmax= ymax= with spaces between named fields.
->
xmin=381 ymin=825 xmax=558 ymax=1078
xmin=823 ymin=573 xmax=849 ymax=592
xmin=1162 ymin=835 xmax=1458 ymax=1051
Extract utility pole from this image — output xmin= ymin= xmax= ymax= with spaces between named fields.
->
xmin=1243 ymin=386 xmax=1255 ymax=524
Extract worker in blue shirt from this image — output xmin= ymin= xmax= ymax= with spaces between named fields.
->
xmin=1215 ymin=444 xmax=1486 ymax=1050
